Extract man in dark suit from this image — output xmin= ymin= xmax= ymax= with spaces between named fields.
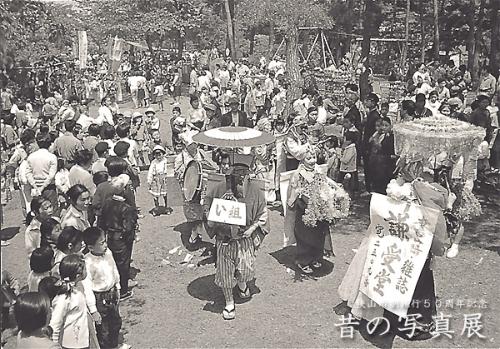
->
xmin=221 ymin=96 xmax=253 ymax=128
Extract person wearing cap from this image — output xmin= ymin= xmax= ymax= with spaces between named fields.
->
xmin=130 ymin=112 xmax=150 ymax=167
xmin=144 ymin=107 xmax=160 ymax=133
xmin=221 ymin=96 xmax=251 ymax=127
xmin=205 ymin=103 xmax=222 ymax=130
xmin=147 ymin=145 xmax=172 ymax=216
xmin=284 ymin=115 xmax=310 ymax=171
xmin=204 ymin=160 xmax=269 ymax=320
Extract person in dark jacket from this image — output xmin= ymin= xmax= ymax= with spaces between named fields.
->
xmin=362 ymin=93 xmax=381 ymax=193
xmin=98 ymin=191 xmax=138 ymax=300
xmin=221 ymin=97 xmax=252 ymax=127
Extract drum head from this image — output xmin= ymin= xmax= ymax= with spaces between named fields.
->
xmin=183 ymin=160 xmax=202 ymax=201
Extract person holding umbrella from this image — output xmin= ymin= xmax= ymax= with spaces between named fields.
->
xmin=204 ymin=159 xmax=269 ymax=320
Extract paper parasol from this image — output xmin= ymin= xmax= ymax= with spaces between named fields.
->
xmin=192 ymin=127 xmax=275 ymax=148
xmin=393 ymin=116 xmax=485 ymax=162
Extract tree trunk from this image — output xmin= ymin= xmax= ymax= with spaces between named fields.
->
xmin=490 ymin=0 xmax=500 ymax=78
xmin=249 ymin=27 xmax=256 ymax=55
xmin=176 ymin=31 xmax=185 ymax=61
xmin=224 ymin=0 xmax=236 ymax=60
xmin=401 ymin=0 xmax=410 ymax=77
xmin=268 ymin=20 xmax=275 ymax=59
xmin=285 ymin=25 xmax=300 ymax=116
xmin=419 ymin=0 xmax=426 ymax=63
xmin=433 ymin=0 xmax=440 ymax=60
xmin=471 ymin=0 xmax=486 ymax=89
xmin=361 ymin=0 xmax=374 ymax=65
xmin=342 ymin=0 xmax=354 ymax=58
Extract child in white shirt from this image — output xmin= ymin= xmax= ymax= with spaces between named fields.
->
xmin=83 ymin=227 xmax=128 ymax=349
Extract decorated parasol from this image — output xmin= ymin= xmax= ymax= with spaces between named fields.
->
xmin=192 ymin=126 xmax=275 ymax=148
xmin=394 ymin=117 xmax=485 ymax=159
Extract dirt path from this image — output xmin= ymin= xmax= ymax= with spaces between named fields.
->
xmin=1 ymin=98 xmax=499 ymax=348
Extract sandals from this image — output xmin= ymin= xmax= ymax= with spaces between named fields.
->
xmin=189 ymin=235 xmax=201 ymax=245
xmin=311 ymin=261 xmax=322 ymax=269
xmin=237 ymin=286 xmax=252 ymax=299
xmin=222 ymin=306 xmax=235 ymax=320
xmin=297 ymin=263 xmax=314 ymax=274
xmin=165 ymin=207 xmax=173 ymax=215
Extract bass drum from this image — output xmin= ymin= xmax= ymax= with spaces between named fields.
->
xmin=182 ymin=160 xmax=204 ymax=202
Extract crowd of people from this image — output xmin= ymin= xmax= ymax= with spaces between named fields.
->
xmin=0 ymin=48 xmax=498 ymax=347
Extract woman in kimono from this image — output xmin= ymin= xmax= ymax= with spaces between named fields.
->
xmin=287 ymin=146 xmax=332 ymax=274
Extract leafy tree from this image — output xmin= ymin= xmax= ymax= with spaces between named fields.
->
xmin=84 ymin=0 xmax=224 ymax=59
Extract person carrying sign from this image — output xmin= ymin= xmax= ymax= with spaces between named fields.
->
xmin=204 ymin=161 xmax=269 ymax=320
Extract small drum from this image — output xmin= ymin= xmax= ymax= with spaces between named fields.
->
xmin=182 ymin=160 xmax=205 ymax=202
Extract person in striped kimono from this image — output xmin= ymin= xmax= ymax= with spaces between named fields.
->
xmin=204 ymin=161 xmax=269 ymax=320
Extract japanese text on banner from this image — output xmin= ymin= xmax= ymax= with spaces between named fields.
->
xmin=360 ymin=193 xmax=440 ymax=318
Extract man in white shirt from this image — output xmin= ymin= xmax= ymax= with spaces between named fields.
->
xmin=25 ymin=133 xmax=57 ymax=197
xmin=127 ymin=74 xmax=143 ymax=108
xmin=197 ymin=70 xmax=211 ymax=92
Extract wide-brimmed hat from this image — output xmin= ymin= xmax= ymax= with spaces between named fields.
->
xmin=152 ymin=145 xmax=166 ymax=154
xmin=145 ymin=107 xmax=156 ymax=115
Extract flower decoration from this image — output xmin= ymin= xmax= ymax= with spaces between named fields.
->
xmin=301 ymin=173 xmax=350 ymax=227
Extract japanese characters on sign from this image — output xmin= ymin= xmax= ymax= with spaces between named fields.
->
xmin=208 ymin=198 xmax=247 ymax=226
xmin=360 ymin=193 xmax=440 ymax=318
xmin=334 ymin=313 xmax=486 ymax=340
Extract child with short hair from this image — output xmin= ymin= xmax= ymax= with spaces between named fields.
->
xmin=14 ymin=292 xmax=57 ymax=349
xmin=380 ymin=102 xmax=389 ymax=118
xmin=25 ymin=196 xmax=54 ymax=259
xmin=82 ymin=227 xmax=128 ymax=349
xmin=339 ymin=131 xmax=358 ymax=197
xmin=147 ymin=145 xmax=172 ymax=216
xmin=40 ymin=217 xmax=62 ymax=249
xmin=49 ymin=255 xmax=91 ymax=349
xmin=28 ymin=246 xmax=54 ymax=292
xmin=52 ymin=227 xmax=85 ymax=278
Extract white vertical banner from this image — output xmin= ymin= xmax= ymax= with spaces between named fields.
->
xmin=78 ymin=31 xmax=88 ymax=69
xmin=110 ymin=36 xmax=123 ymax=72
xmin=360 ymin=193 xmax=439 ymax=317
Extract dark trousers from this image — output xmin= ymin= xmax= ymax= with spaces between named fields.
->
xmin=286 ymin=157 xmax=300 ymax=171
xmin=107 ymin=234 xmax=134 ymax=294
xmin=339 ymin=171 xmax=359 ymax=196
xmin=95 ymin=288 xmax=122 ymax=348
xmin=363 ymin=155 xmax=372 ymax=192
